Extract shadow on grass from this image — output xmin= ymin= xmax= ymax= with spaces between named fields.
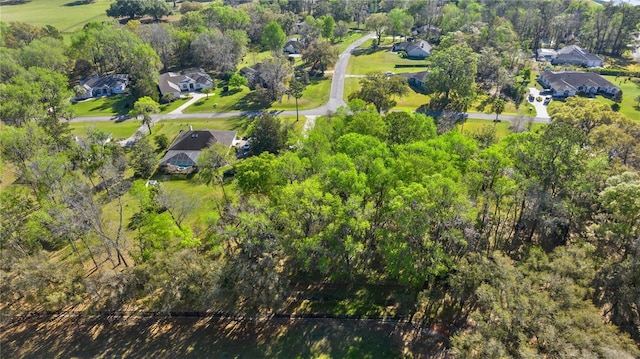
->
xmin=64 ymin=0 xmax=92 ymax=6
xmin=351 ymin=46 xmax=391 ymax=57
xmin=231 ymin=92 xmax=271 ymax=112
xmin=226 ymin=116 xmax=255 ymax=133
xmin=80 ymin=95 xmax=134 ymax=116
xmin=220 ymin=88 xmax=242 ymax=97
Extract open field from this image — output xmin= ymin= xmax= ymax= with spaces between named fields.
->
xmin=68 ymin=120 xmax=141 ymax=139
xmin=272 ymin=77 xmax=332 ymax=111
xmin=347 ymin=47 xmax=428 ymax=75
xmin=0 ymin=0 xmax=111 ymax=34
xmin=344 ymin=78 xmax=431 ymax=112
xmin=71 ymin=95 xmax=134 ymax=117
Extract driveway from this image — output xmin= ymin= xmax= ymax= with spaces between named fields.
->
xmin=528 ymin=88 xmax=551 ymax=120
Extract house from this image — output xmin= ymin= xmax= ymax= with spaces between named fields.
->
xmin=284 ymin=38 xmax=304 ymax=54
xmin=411 ymin=25 xmax=441 ymax=37
xmin=77 ymin=74 xmax=128 ymax=100
xmin=158 ymin=68 xmax=214 ymax=99
xmin=399 ymin=71 xmax=430 ymax=90
xmin=239 ymin=63 xmax=265 ymax=90
xmin=159 ymin=128 xmax=237 ymax=174
xmin=538 ymin=70 xmax=620 ymax=98
xmin=536 ymin=45 xmax=604 ymax=68
xmin=392 ymin=40 xmax=432 ymax=59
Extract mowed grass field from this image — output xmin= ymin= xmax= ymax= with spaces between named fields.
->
xmin=0 ymin=0 xmax=112 ymax=34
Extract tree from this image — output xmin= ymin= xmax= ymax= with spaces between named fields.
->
xmin=365 ymin=13 xmax=388 ymax=47
xmin=201 ymin=88 xmax=214 ymax=99
xmin=202 ymin=2 xmax=250 ymax=32
xmin=228 ymin=72 xmax=248 ymax=89
xmin=348 ymin=73 xmax=409 ymax=113
xmin=288 ymin=78 xmax=306 ymax=123
xmin=386 ymin=8 xmax=414 ymax=42
xmin=333 ymin=20 xmax=349 ymax=41
xmin=259 ymin=54 xmax=293 ymax=102
xmin=130 ymin=137 xmax=157 ymax=178
xmin=18 ymin=37 xmax=70 ymax=73
xmin=196 ymin=143 xmax=235 ymax=205
xmin=247 ymin=113 xmax=289 ymax=155
xmin=137 ymin=23 xmax=175 ymax=70
xmin=320 ymin=15 xmax=336 ymax=40
xmin=301 ymin=40 xmax=338 ymax=74
xmin=385 ymin=112 xmax=436 ymax=145
xmin=146 ymin=0 xmax=173 ymax=22
xmin=106 ymin=0 xmax=148 ymax=20
xmin=154 ymin=134 xmax=170 ymax=152
xmin=133 ymin=96 xmax=160 ymax=134
xmin=261 ymin=21 xmax=286 ymax=52
xmin=425 ymin=41 xmax=478 ymax=110
xmin=191 ymin=29 xmax=247 ymax=73
xmin=492 ymin=98 xmax=506 ymax=125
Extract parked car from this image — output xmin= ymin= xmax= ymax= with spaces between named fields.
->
xmin=543 ymin=96 xmax=551 ymax=105
xmin=528 ymin=94 xmax=534 ymax=102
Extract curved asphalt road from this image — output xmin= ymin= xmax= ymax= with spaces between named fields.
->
xmin=70 ymin=32 xmax=551 ymax=131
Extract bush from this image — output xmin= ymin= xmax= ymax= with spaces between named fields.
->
xmin=536 ymin=96 xmax=542 ymax=102
xmin=611 ymin=103 xmax=620 ymax=112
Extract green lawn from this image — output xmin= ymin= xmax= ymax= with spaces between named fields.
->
xmin=344 ymin=77 xmax=430 ymax=112
xmin=272 ymin=77 xmax=332 ymax=111
xmin=347 ymin=47 xmax=427 ymax=75
xmin=182 ymin=86 xmax=264 ymax=113
xmin=333 ymin=30 xmax=366 ymax=54
xmin=71 ymin=95 xmax=135 ymax=117
xmin=0 ymin=0 xmax=112 ymax=34
xmin=601 ymin=76 xmax=640 ymax=120
xmin=68 ymin=120 xmax=141 ymax=139
xmin=185 ymin=77 xmax=332 ymax=113
xmin=160 ymin=98 xmax=190 ymax=114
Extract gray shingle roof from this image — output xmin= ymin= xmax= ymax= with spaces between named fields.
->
xmin=157 ymin=68 xmax=212 ymax=96
xmin=540 ymin=70 xmax=617 ymax=93
xmin=159 ymin=130 xmax=237 ymax=167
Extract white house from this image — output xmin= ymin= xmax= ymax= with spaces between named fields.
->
xmin=536 ymin=45 xmax=604 ymax=68
xmin=392 ymin=40 xmax=432 ymax=59
xmin=158 ymin=68 xmax=214 ymax=99
xmin=77 ymin=74 xmax=128 ymax=100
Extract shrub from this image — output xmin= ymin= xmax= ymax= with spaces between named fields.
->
xmin=536 ymin=96 xmax=542 ymax=102
xmin=611 ymin=103 xmax=620 ymax=112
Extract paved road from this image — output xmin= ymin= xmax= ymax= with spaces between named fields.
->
xmin=70 ymin=32 xmax=551 ymax=130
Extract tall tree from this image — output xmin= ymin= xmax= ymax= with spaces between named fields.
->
xmin=386 ymin=8 xmax=414 ymax=41
xmin=288 ymin=78 xmax=306 ymax=123
xmin=133 ymin=96 xmax=160 ymax=134
xmin=365 ymin=13 xmax=388 ymax=47
xmin=348 ymin=73 xmax=409 ymax=113
xmin=261 ymin=21 xmax=286 ymax=52
xmin=247 ymin=113 xmax=289 ymax=155
xmin=425 ymin=40 xmax=477 ymax=110
xmin=301 ymin=40 xmax=338 ymax=74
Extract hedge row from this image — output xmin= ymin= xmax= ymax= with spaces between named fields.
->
xmin=588 ymin=68 xmax=640 ymax=77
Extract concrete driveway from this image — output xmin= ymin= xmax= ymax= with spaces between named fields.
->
xmin=528 ymin=88 xmax=551 ymax=120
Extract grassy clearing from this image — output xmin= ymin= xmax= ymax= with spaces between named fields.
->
xmin=159 ymin=98 xmax=190 ymax=114
xmin=0 ymin=0 xmax=112 ymax=34
xmin=272 ymin=76 xmax=332 ymax=111
xmin=185 ymin=77 xmax=332 ymax=113
xmin=347 ymin=47 xmax=427 ymax=75
xmin=71 ymin=95 xmax=134 ymax=117
xmin=333 ymin=30 xmax=366 ymax=54
xmin=68 ymin=120 xmax=141 ymax=139
xmin=344 ymin=77 xmax=430 ymax=112
xmin=182 ymin=86 xmax=264 ymax=113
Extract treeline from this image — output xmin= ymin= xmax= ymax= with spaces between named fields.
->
xmin=3 ymin=97 xmax=640 ymax=356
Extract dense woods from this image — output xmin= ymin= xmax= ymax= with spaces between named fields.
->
xmin=1 ymin=0 xmax=640 ymax=357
